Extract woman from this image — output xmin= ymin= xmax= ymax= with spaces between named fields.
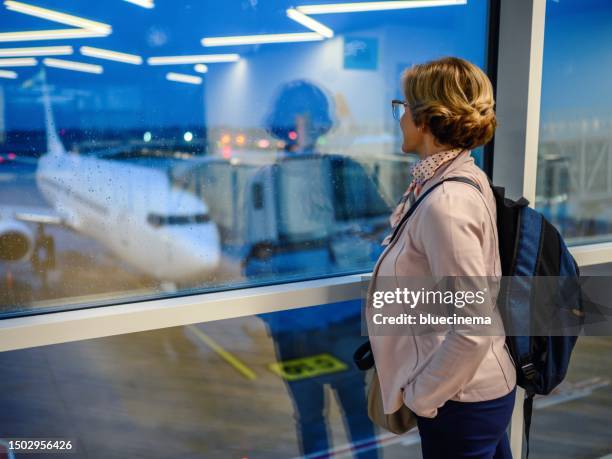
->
xmin=368 ymin=57 xmax=517 ymax=458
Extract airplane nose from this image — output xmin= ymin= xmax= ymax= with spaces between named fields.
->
xmin=171 ymin=225 xmax=221 ymax=272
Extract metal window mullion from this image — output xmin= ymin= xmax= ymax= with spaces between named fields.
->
xmin=494 ymin=1 xmax=547 ymax=458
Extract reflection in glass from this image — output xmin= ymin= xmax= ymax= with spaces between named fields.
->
xmin=0 ymin=0 xmax=489 ymax=314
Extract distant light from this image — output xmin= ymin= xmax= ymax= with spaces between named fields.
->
xmin=80 ymin=46 xmax=142 ymax=65
xmin=7 ymin=152 xmax=16 ymax=160
xmin=4 ymin=1 xmax=112 ymax=34
xmin=194 ymin=63 xmax=208 ymax=73
xmin=0 ymin=45 xmax=73 ymax=57
xmin=148 ymin=54 xmax=240 ymax=65
xmin=286 ymin=9 xmax=334 ymax=38
xmin=220 ymin=134 xmax=231 ymax=145
xmin=0 ymin=156 xmax=4 ymax=163
xmin=0 ymin=57 xmax=36 ymax=67
xmin=288 ymin=131 xmax=298 ymax=141
xmin=296 ymin=0 xmax=467 ymax=14
xmin=43 ymin=57 xmax=103 ymax=74
xmin=183 ymin=131 xmax=193 ymax=142
xmin=0 ymin=28 xmax=108 ymax=42
xmin=257 ymin=139 xmax=270 ymax=148
xmin=166 ymin=72 xmax=202 ymax=85
xmin=235 ymin=134 xmax=245 ymax=146
xmin=143 ymin=131 xmax=152 ymax=142
xmin=123 ymin=0 xmax=154 ymax=8
xmin=202 ymin=32 xmax=324 ymax=47
xmin=0 ymin=69 xmax=17 ymax=78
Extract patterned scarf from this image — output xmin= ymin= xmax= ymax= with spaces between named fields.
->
xmin=381 ymin=148 xmax=464 ymax=246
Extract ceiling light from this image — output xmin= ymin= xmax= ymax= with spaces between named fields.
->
xmin=147 ymin=54 xmax=240 ymax=65
xmin=4 ymin=1 xmax=112 ymax=34
xmin=0 ymin=57 xmax=37 ymax=66
xmin=123 ymin=0 xmax=154 ymax=8
xmin=286 ymin=9 xmax=334 ymax=38
xmin=194 ymin=64 xmax=208 ymax=73
xmin=0 ymin=28 xmax=108 ymax=42
xmin=166 ymin=72 xmax=202 ymax=85
xmin=202 ymin=32 xmax=323 ymax=47
xmin=296 ymin=0 xmax=467 ymax=14
xmin=80 ymin=46 xmax=142 ymax=64
xmin=43 ymin=57 xmax=103 ymax=74
xmin=0 ymin=69 xmax=17 ymax=79
xmin=0 ymin=45 xmax=73 ymax=57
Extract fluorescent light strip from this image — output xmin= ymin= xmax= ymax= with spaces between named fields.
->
xmin=286 ymin=9 xmax=334 ymax=38
xmin=43 ymin=58 xmax=103 ymax=74
xmin=80 ymin=46 xmax=142 ymax=65
xmin=0 ymin=69 xmax=17 ymax=79
xmin=194 ymin=64 xmax=208 ymax=73
xmin=0 ymin=57 xmax=36 ymax=66
xmin=0 ymin=45 xmax=73 ymax=57
xmin=202 ymin=32 xmax=324 ymax=46
xmin=166 ymin=72 xmax=202 ymax=85
xmin=296 ymin=0 xmax=467 ymax=14
xmin=123 ymin=0 xmax=154 ymax=8
xmin=0 ymin=28 xmax=108 ymax=42
xmin=4 ymin=1 xmax=112 ymax=34
xmin=147 ymin=54 xmax=239 ymax=65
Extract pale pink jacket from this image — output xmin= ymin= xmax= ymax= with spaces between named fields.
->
xmin=367 ymin=150 xmax=516 ymax=418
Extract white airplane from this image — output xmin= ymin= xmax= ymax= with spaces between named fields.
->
xmin=0 ymin=70 xmax=222 ymax=286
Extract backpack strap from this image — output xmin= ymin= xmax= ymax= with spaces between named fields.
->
xmin=386 ymin=176 xmax=481 ymax=244
xmin=354 ymin=340 xmax=375 ymax=370
xmin=524 ymin=392 xmax=535 ymax=458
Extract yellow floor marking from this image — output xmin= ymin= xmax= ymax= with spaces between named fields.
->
xmin=186 ymin=325 xmax=257 ymax=380
xmin=269 ymin=353 xmax=348 ymax=381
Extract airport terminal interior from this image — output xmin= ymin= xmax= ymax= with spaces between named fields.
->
xmin=0 ymin=0 xmax=611 ymax=457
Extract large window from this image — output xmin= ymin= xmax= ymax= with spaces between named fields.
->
xmin=0 ymin=0 xmax=490 ymax=316
xmin=536 ymin=0 xmax=612 ymax=245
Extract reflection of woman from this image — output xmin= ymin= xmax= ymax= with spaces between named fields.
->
xmin=369 ymin=57 xmax=517 ymax=458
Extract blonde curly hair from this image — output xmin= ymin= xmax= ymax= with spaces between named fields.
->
xmin=402 ymin=56 xmax=496 ymax=150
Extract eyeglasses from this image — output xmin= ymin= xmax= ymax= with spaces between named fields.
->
xmin=391 ymin=99 xmax=408 ymax=121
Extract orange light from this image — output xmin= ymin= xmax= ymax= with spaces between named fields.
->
xmin=288 ymin=130 xmax=297 ymax=140
xmin=220 ymin=133 xmax=231 ymax=145
xmin=235 ymin=134 xmax=245 ymax=145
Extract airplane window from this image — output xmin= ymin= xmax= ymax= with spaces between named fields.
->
xmin=147 ymin=213 xmax=211 ymax=227
xmin=0 ymin=0 xmax=490 ymax=311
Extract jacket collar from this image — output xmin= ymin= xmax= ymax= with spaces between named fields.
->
xmin=416 ymin=149 xmax=474 ymax=197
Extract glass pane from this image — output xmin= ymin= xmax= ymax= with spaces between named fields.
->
xmin=0 ymin=1 xmax=489 ymax=315
xmin=537 ymin=0 xmax=612 ymax=245
xmin=529 ymin=262 xmax=612 ymax=458
xmin=0 ymin=301 xmax=421 ymax=458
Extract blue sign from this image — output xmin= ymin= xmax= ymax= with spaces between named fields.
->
xmin=343 ymin=36 xmax=378 ymax=71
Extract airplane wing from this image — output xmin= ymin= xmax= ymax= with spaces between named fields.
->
xmin=0 ymin=205 xmax=66 ymax=226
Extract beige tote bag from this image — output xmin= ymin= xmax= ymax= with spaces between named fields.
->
xmin=366 ymin=369 xmax=417 ymax=435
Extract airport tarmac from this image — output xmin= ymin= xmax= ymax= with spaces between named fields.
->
xmin=0 ymin=158 xmax=244 ymax=314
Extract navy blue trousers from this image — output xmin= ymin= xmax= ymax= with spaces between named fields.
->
xmin=416 ymin=386 xmax=516 ymax=459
